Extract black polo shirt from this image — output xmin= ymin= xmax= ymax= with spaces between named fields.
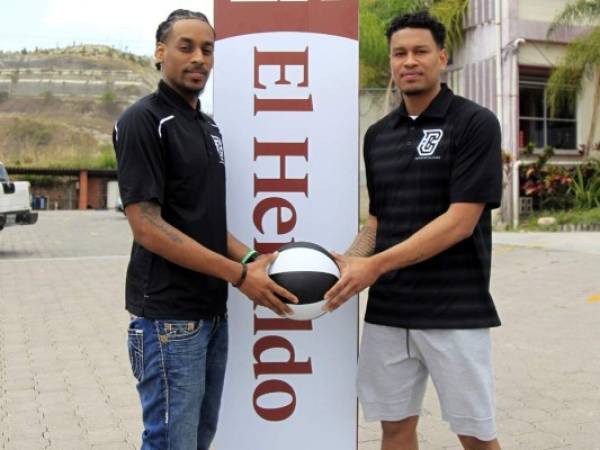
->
xmin=364 ymin=84 xmax=502 ymax=329
xmin=113 ymin=80 xmax=228 ymax=320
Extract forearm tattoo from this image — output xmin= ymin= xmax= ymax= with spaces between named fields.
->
xmin=138 ymin=201 xmax=183 ymax=244
xmin=345 ymin=224 xmax=376 ymax=257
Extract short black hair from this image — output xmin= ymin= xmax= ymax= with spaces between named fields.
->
xmin=386 ymin=11 xmax=446 ymax=49
xmin=155 ymin=9 xmax=214 ymax=70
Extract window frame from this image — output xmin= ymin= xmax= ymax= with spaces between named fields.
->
xmin=518 ymin=68 xmax=578 ymax=154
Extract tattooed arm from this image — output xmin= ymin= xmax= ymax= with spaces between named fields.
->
xmin=125 ymin=201 xmax=296 ymax=315
xmin=345 ymin=215 xmax=377 ymax=257
xmin=126 ymin=201 xmax=242 ymax=282
xmin=323 ymin=214 xmax=380 ymax=312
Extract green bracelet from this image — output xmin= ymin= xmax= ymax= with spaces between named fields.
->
xmin=241 ymin=249 xmax=259 ymax=264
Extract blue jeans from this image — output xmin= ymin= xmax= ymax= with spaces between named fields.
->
xmin=127 ymin=316 xmax=228 ymax=450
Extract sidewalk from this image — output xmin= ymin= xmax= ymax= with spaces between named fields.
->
xmin=1 ymin=212 xmax=599 ymax=450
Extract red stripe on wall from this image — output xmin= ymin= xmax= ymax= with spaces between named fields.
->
xmin=215 ymin=0 xmax=358 ymax=41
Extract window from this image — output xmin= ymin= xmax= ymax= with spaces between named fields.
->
xmin=519 ymin=74 xmax=577 ymax=151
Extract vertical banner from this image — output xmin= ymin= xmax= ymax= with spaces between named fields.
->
xmin=213 ymin=1 xmax=359 ymax=449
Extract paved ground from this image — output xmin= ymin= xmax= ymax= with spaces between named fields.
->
xmin=1 ymin=211 xmax=599 ymax=450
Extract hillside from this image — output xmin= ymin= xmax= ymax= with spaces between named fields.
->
xmin=0 ymin=45 xmax=160 ymax=168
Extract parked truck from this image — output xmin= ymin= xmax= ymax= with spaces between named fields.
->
xmin=0 ymin=162 xmax=38 ymax=231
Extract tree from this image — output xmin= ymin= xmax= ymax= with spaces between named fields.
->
xmin=546 ymin=0 xmax=600 ymax=159
xmin=429 ymin=0 xmax=470 ymax=52
xmin=359 ymin=0 xmax=469 ymax=88
xmin=360 ymin=0 xmax=422 ymax=87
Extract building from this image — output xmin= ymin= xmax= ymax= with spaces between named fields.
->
xmin=447 ymin=0 xmax=600 ymax=225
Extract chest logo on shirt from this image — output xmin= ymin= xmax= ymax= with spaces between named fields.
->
xmin=211 ymin=135 xmax=225 ymax=164
xmin=417 ymin=129 xmax=443 ymax=157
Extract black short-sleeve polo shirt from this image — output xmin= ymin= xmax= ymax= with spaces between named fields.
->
xmin=113 ymin=80 xmax=228 ymax=320
xmin=364 ymin=84 xmax=502 ymax=329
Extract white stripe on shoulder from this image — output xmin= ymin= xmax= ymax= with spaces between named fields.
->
xmin=158 ymin=115 xmax=175 ymax=138
xmin=114 ymin=123 xmax=119 ymax=142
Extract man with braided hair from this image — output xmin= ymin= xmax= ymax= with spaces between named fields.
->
xmin=113 ymin=10 xmax=297 ymax=450
xmin=324 ymin=11 xmax=502 ymax=450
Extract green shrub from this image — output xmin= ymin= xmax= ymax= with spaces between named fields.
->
xmin=521 ymin=154 xmax=600 ymax=215
xmin=101 ymin=90 xmax=120 ymax=114
xmin=520 ymin=147 xmax=574 ymax=210
xmin=95 ymin=145 xmax=117 ymax=169
xmin=14 ymin=174 xmax=71 ymax=187
xmin=42 ymin=90 xmax=54 ymax=103
xmin=523 ymin=207 xmax=600 ymax=230
xmin=101 ymin=90 xmax=117 ymax=105
xmin=569 ymin=161 xmax=600 ymax=209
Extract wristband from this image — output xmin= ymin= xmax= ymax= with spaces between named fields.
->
xmin=241 ymin=249 xmax=259 ymax=264
xmin=233 ymin=263 xmax=248 ymax=288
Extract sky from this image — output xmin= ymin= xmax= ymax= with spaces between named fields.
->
xmin=1 ymin=0 xmax=214 ymax=55
xmin=1 ymin=0 xmax=215 ymax=110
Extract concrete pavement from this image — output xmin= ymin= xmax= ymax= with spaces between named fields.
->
xmin=1 ymin=211 xmax=599 ymax=449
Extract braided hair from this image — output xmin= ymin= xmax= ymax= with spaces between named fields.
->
xmin=155 ymin=9 xmax=214 ymax=70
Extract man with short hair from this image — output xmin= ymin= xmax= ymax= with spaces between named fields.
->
xmin=325 ymin=11 xmax=502 ymax=450
xmin=113 ymin=9 xmax=296 ymax=450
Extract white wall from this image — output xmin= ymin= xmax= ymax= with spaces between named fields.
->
xmin=518 ymin=0 xmax=570 ymax=23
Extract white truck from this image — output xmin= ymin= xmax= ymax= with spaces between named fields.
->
xmin=0 ymin=162 xmax=38 ymax=231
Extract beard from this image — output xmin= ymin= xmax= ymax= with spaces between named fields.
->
xmin=401 ymin=87 xmax=426 ymax=96
xmin=182 ymin=85 xmax=204 ymax=97
xmin=168 ymin=66 xmax=210 ymax=98
xmin=180 ymin=78 xmax=206 ymax=97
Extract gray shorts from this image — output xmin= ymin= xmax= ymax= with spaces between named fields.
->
xmin=357 ymin=322 xmax=497 ymax=441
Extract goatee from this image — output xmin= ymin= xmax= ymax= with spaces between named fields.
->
xmin=401 ymin=88 xmax=425 ymax=97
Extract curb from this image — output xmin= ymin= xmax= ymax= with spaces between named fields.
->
xmin=558 ymin=223 xmax=600 ymax=232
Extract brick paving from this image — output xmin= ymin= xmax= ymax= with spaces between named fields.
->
xmin=1 ymin=211 xmax=599 ymax=449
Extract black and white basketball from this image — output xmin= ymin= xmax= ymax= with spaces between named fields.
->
xmin=268 ymin=241 xmax=341 ymax=321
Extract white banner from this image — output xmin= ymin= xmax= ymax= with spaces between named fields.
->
xmin=214 ymin=2 xmax=359 ymax=449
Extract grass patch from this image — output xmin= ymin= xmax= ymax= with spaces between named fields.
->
xmin=94 ymin=145 xmax=117 ymax=169
xmin=43 ymin=148 xmax=116 ymax=170
xmin=520 ymin=208 xmax=600 ymax=231
xmin=12 ymin=174 xmax=74 ymax=186
xmin=0 ymin=115 xmax=116 ymax=169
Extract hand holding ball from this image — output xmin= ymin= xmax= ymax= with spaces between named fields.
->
xmin=267 ymin=242 xmax=340 ymax=321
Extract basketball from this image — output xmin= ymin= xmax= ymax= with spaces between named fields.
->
xmin=268 ymin=241 xmax=341 ymax=321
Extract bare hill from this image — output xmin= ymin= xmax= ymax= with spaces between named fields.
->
xmin=0 ymin=45 xmax=159 ymax=168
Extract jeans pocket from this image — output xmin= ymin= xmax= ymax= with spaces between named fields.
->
xmin=160 ymin=320 xmax=203 ymax=342
xmin=127 ymin=328 xmax=144 ymax=382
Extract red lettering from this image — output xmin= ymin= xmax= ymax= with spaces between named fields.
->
xmin=253 ymin=197 xmax=297 ymax=235
xmin=254 ymin=47 xmax=309 ymax=89
xmin=254 ymin=307 xmax=313 ymax=333
xmin=253 ymin=47 xmax=313 ymax=114
xmin=254 ymin=96 xmax=314 ymax=114
xmin=248 ymin=29 xmax=319 ymax=425
xmin=253 ymin=379 xmax=296 ymax=421
xmin=253 ymin=335 xmax=313 ymax=378
xmin=254 ymin=138 xmax=308 ymax=196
